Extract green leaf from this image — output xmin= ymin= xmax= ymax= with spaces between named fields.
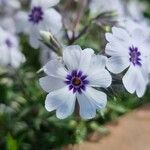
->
xmin=6 ymin=134 xmax=18 ymax=150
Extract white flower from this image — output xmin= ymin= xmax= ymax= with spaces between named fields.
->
xmin=39 ymin=45 xmax=112 ymax=119
xmin=15 ymin=0 xmax=62 ymax=49
xmin=0 ymin=17 xmax=16 ymax=33
xmin=0 ymin=27 xmax=25 ymax=68
xmin=0 ymin=0 xmax=20 ymax=14
xmin=126 ymin=0 xmax=146 ymax=21
xmin=89 ymin=0 xmax=124 ymax=18
xmin=105 ymin=27 xmax=150 ymax=97
xmin=120 ymin=18 xmax=150 ymax=37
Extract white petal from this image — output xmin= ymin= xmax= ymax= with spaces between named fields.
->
xmin=112 ymin=27 xmax=130 ymax=41
xmin=77 ymin=87 xmax=107 ymax=119
xmin=131 ymin=29 xmax=146 ymax=44
xmin=42 ymin=9 xmax=62 ymax=36
xmin=123 ymin=66 xmax=137 ymax=94
xmin=88 ymin=69 xmax=112 ymax=88
xmin=29 ymin=31 xmax=40 ymax=49
xmin=105 ymin=43 xmax=128 ymax=56
xmin=45 ymin=87 xmax=76 ymax=119
xmin=32 ymin=0 xmax=60 ymax=8
xmin=10 ymin=49 xmax=25 ymax=68
xmin=106 ymin=56 xmax=129 ymax=74
xmin=0 ymin=46 xmax=9 ymax=66
xmin=79 ymin=48 xmax=94 ymax=73
xmin=123 ymin=66 xmax=146 ymax=97
xmin=0 ymin=17 xmax=16 ymax=33
xmin=63 ymin=45 xmax=82 ymax=70
xmin=43 ymin=59 xmax=67 ymax=79
xmin=9 ymin=0 xmax=21 ymax=9
xmin=15 ymin=11 xmax=29 ymax=34
xmin=39 ymin=76 xmax=65 ymax=93
xmin=87 ymin=55 xmax=112 ymax=87
xmin=90 ymin=55 xmax=107 ymax=69
xmin=56 ymin=93 xmax=76 ymax=119
xmin=105 ymin=33 xmax=116 ymax=43
xmin=105 ymin=30 xmax=130 ymax=57
xmin=135 ymin=68 xmax=147 ymax=97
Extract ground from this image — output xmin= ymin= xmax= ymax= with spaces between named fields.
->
xmin=65 ymin=104 xmax=150 ymax=150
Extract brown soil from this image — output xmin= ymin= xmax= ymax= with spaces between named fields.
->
xmin=64 ymin=104 xmax=150 ymax=150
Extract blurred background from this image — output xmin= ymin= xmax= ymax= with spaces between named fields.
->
xmin=1 ymin=0 xmax=150 ymax=150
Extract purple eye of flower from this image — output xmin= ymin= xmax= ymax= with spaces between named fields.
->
xmin=65 ymin=70 xmax=89 ymax=94
xmin=29 ymin=7 xmax=43 ymax=24
xmin=5 ymin=38 xmax=13 ymax=48
xmin=129 ymin=46 xmax=141 ymax=66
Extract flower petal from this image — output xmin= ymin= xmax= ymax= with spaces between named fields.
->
xmin=77 ymin=87 xmax=107 ymax=119
xmin=87 ymin=55 xmax=112 ymax=87
xmin=79 ymin=48 xmax=94 ymax=73
xmin=88 ymin=69 xmax=112 ymax=88
xmin=135 ymin=68 xmax=147 ymax=97
xmin=63 ymin=45 xmax=82 ymax=70
xmin=42 ymin=9 xmax=62 ymax=36
xmin=45 ymin=87 xmax=76 ymax=119
xmin=89 ymin=55 xmax=107 ymax=69
xmin=15 ymin=11 xmax=30 ymax=34
xmin=112 ymin=27 xmax=130 ymax=41
xmin=29 ymin=31 xmax=40 ymax=49
xmin=39 ymin=76 xmax=65 ymax=93
xmin=32 ymin=0 xmax=60 ymax=8
xmin=123 ymin=66 xmax=146 ymax=97
xmin=56 ymin=94 xmax=76 ymax=119
xmin=43 ymin=59 xmax=67 ymax=79
xmin=122 ymin=66 xmax=137 ymax=94
xmin=106 ymin=56 xmax=129 ymax=74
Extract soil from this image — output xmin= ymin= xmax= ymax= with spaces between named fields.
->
xmin=64 ymin=104 xmax=150 ymax=150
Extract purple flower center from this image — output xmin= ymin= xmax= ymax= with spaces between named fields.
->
xmin=5 ymin=39 xmax=13 ymax=48
xmin=65 ymin=70 xmax=89 ymax=94
xmin=29 ymin=7 xmax=43 ymax=24
xmin=129 ymin=46 xmax=141 ymax=66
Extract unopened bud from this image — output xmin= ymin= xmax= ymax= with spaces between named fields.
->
xmin=40 ymin=31 xmax=52 ymax=44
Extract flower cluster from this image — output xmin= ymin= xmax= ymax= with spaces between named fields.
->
xmin=1 ymin=0 xmax=150 ymax=120
xmin=0 ymin=0 xmax=25 ymax=68
xmin=38 ymin=0 xmax=150 ymax=119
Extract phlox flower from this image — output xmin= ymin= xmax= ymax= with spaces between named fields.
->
xmin=120 ymin=18 xmax=150 ymax=37
xmin=0 ymin=27 xmax=25 ymax=68
xmin=15 ymin=0 xmax=62 ymax=49
xmin=105 ymin=26 xmax=150 ymax=97
xmin=0 ymin=17 xmax=16 ymax=33
xmin=0 ymin=0 xmax=20 ymax=14
xmin=126 ymin=0 xmax=146 ymax=21
xmin=39 ymin=45 xmax=112 ymax=119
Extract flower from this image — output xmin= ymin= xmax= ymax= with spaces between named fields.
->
xmin=0 ymin=17 xmax=16 ymax=33
xmin=0 ymin=0 xmax=20 ymax=14
xmin=0 ymin=27 xmax=25 ymax=68
xmin=15 ymin=0 xmax=62 ymax=49
xmin=126 ymin=0 xmax=146 ymax=21
xmin=119 ymin=18 xmax=150 ymax=38
xmin=105 ymin=26 xmax=150 ymax=97
xmin=39 ymin=45 xmax=112 ymax=119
